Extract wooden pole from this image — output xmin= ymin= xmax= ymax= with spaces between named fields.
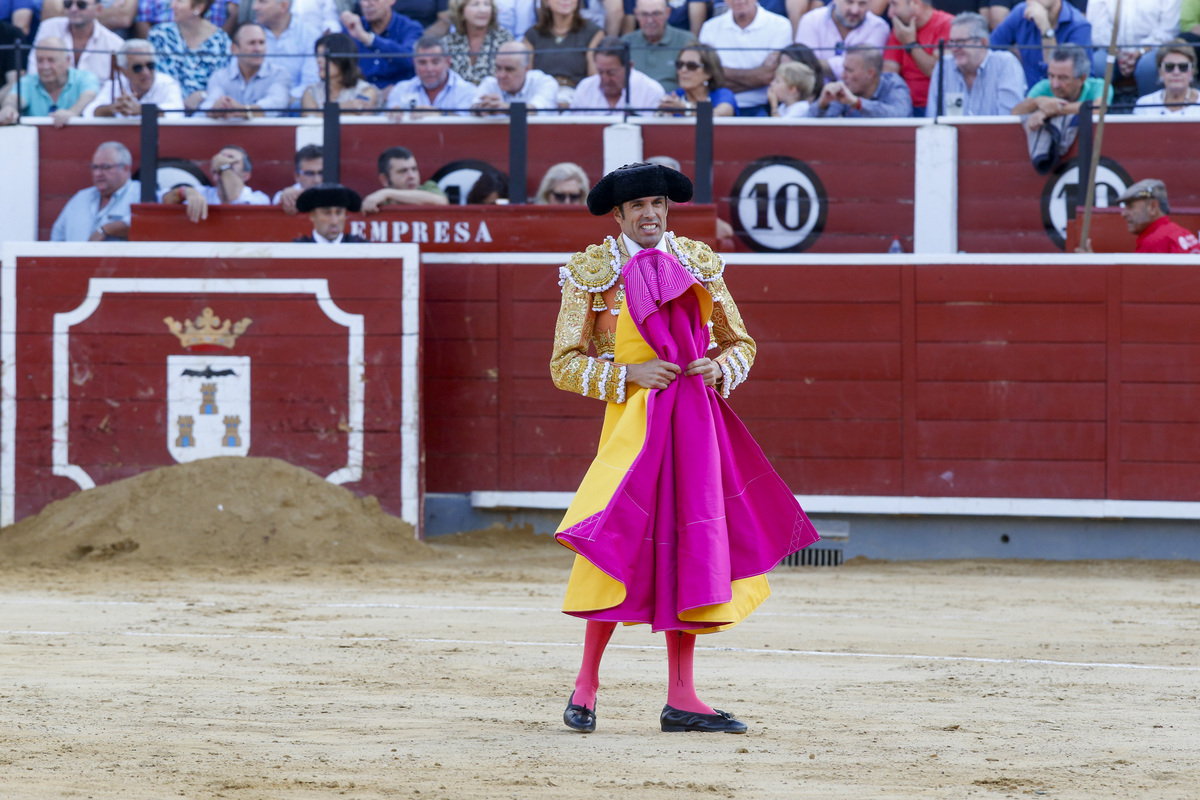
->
xmin=1078 ymin=0 xmax=1123 ymax=251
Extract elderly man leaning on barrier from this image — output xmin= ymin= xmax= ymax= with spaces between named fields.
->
xmin=385 ymin=36 xmax=477 ymax=117
xmin=0 ymin=37 xmax=99 ymax=127
xmin=569 ymin=35 xmax=665 ymax=115
xmin=1011 ymin=44 xmax=1109 ymax=174
xmin=471 ymin=40 xmax=559 ymax=113
xmin=86 ymin=39 xmax=186 ymax=117
xmin=1117 ymin=179 xmax=1200 ymax=255
xmin=200 ymin=21 xmax=293 ymax=117
xmin=926 ymin=12 xmax=1027 ymax=117
xmin=161 ymin=145 xmax=272 ymax=222
xmin=808 ymin=46 xmax=913 ymax=117
xmin=51 ymin=142 xmax=141 ymax=242
xmin=29 ymin=0 xmax=125 ymax=83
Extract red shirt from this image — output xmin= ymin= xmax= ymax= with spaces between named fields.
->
xmin=884 ymin=10 xmax=953 ymax=109
xmin=1136 ymin=216 xmax=1200 ymax=254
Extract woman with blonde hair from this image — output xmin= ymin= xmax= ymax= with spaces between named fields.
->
xmin=535 ymin=162 xmax=589 ymax=204
xmin=445 ymin=0 xmax=515 ymax=84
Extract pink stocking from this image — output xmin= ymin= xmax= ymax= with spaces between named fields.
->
xmin=665 ymin=631 xmax=715 ymax=714
xmin=572 ymin=620 xmax=617 ymax=710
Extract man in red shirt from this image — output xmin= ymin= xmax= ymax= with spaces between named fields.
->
xmin=1118 ymin=179 xmax=1200 ymax=255
xmin=883 ymin=0 xmax=953 ymax=116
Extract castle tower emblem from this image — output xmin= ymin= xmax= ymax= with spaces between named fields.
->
xmin=165 ymin=307 xmax=253 ymax=463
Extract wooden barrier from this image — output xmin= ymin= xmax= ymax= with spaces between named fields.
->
xmin=128 ymin=203 xmax=724 ymax=250
xmin=32 ymin=117 xmax=1200 ymax=252
xmin=0 ymin=243 xmax=421 ymax=529
xmin=422 ymin=253 xmax=1200 ymax=504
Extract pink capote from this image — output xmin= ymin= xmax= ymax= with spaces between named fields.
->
xmin=556 ymin=249 xmax=820 ymax=632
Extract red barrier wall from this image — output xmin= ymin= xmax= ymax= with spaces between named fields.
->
xmin=4 ymin=244 xmax=421 ymax=527
xmin=423 ymin=256 xmax=1200 ymax=503
xmin=36 ymin=118 xmax=1200 ymax=252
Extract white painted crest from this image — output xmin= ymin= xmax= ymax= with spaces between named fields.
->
xmin=166 ymin=355 xmax=251 ymax=463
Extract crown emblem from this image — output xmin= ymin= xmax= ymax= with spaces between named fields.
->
xmin=164 ymin=307 xmax=252 ymax=352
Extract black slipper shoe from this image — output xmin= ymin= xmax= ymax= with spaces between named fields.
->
xmin=660 ymin=704 xmax=747 ymax=733
xmin=564 ymin=691 xmax=596 ymax=733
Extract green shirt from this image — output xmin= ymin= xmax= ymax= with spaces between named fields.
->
xmin=620 ymin=25 xmax=698 ymax=94
xmin=419 ymin=179 xmax=446 ymax=198
xmin=1027 ymin=76 xmax=1113 ymax=105
xmin=17 ymin=68 xmax=99 ymax=116
xmin=1182 ymin=0 xmax=1200 ymax=33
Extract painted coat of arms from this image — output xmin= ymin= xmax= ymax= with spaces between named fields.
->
xmin=163 ymin=307 xmax=253 ymax=463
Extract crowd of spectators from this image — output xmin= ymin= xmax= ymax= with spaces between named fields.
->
xmin=3 ymin=0 xmax=1197 ymax=123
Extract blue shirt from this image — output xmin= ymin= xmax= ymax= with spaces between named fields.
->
xmin=264 ymin=15 xmax=321 ymax=100
xmin=345 ymin=10 xmax=423 ymax=88
xmin=990 ymin=1 xmax=1092 ymax=89
xmin=51 ymin=179 xmax=140 ymax=242
xmin=927 ymin=49 xmax=1028 ymax=117
xmin=384 ymin=69 xmax=477 ymax=115
xmin=199 ymin=60 xmax=293 ymax=116
xmin=807 ymin=71 xmax=913 ymax=118
xmin=18 ymin=68 xmax=99 ymax=116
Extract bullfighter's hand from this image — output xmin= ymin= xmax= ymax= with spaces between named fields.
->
xmin=627 ymin=358 xmax=681 ymax=390
xmin=685 ymin=358 xmax=721 ymax=387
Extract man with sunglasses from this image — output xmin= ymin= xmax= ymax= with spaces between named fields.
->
xmin=86 ymin=38 xmax=185 ymax=117
xmin=29 ymin=0 xmax=125 ymax=83
xmin=926 ymin=12 xmax=1026 ymax=117
xmin=51 ymin=141 xmax=140 ymax=242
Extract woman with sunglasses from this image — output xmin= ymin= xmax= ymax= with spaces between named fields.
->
xmin=656 ymin=45 xmax=736 ymax=117
xmin=301 ymin=32 xmax=382 ymax=115
xmin=535 ymin=161 xmax=589 ymax=204
xmin=1133 ymin=40 xmax=1200 ymax=117
xmin=147 ymin=0 xmax=232 ymax=111
xmin=87 ymin=39 xmax=186 ymax=117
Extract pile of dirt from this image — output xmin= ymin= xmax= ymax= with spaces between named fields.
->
xmin=0 ymin=457 xmax=430 ymax=567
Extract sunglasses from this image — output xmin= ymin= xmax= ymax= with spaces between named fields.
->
xmin=675 ymin=60 xmax=704 ymax=71
xmin=63 ymin=1 xmax=94 ymax=8
xmin=1162 ymin=61 xmax=1194 ymax=73
xmin=552 ymin=191 xmax=583 ymax=203
xmin=130 ymin=61 xmax=156 ymax=73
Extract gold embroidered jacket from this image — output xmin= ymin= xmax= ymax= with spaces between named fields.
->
xmin=550 ymin=234 xmax=756 ymax=403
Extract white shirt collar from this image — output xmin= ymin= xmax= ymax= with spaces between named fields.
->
xmin=312 ymin=229 xmax=343 ymax=244
xmin=621 ymin=232 xmax=669 ymax=256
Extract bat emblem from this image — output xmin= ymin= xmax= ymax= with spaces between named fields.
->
xmin=181 ymin=366 xmax=238 ymax=378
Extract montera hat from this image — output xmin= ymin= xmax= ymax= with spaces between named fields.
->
xmin=297 ymin=184 xmax=363 ymax=213
xmin=1116 ymin=178 xmax=1169 ymax=209
xmin=586 ymin=162 xmax=694 ymax=216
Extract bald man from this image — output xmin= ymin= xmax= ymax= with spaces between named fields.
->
xmin=0 ymin=38 xmax=99 ymax=127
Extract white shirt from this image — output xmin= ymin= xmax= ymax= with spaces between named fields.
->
xmin=313 ymin=229 xmax=344 ymax=244
xmin=1087 ymin=0 xmax=1180 ymax=49
xmin=623 ymin=232 xmax=669 ymax=256
xmin=777 ymin=100 xmax=810 ymax=117
xmin=472 ymin=68 xmax=559 ymax=111
xmin=84 ymin=71 xmax=185 ymax=117
xmin=569 ymin=68 xmax=665 ymax=116
xmin=494 ymin=0 xmax=538 ymax=39
xmin=1133 ymin=89 xmax=1200 ymax=117
xmin=385 ymin=69 xmax=477 ymax=116
xmin=263 ymin=14 xmax=321 ymax=100
xmin=30 ymin=18 xmax=125 ymax=82
xmin=290 ymin=0 xmax=341 ymax=35
xmin=200 ymin=184 xmax=272 ymax=205
xmin=699 ymin=4 xmax=794 ymax=108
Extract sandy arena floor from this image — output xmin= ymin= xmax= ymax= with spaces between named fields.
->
xmin=2 ymin=531 xmax=1199 ymax=800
